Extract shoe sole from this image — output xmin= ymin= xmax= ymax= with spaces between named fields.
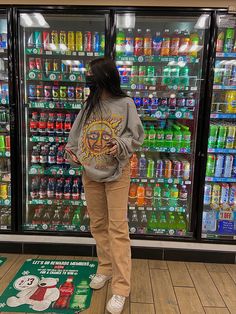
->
xmin=106 ymin=302 xmax=123 ymax=314
xmin=90 ymin=277 xmax=111 ymax=290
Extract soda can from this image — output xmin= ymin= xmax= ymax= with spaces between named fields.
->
xmin=204 ymin=184 xmax=212 ymax=205
xmin=75 ymin=86 xmax=83 ymax=100
xmin=84 ymin=31 xmax=92 ymax=52
xmin=93 ymin=32 xmax=100 ymax=52
xmin=52 ymin=86 xmax=59 ymax=100
xmin=147 ymin=66 xmax=155 ymax=77
xmin=68 ymin=86 xmax=75 ymax=100
xmin=75 ymin=31 xmax=83 ymax=51
xmin=0 ymin=183 xmax=8 ymax=199
xmin=223 ymin=155 xmax=234 ymax=177
xmin=226 ymin=126 xmax=236 ymax=149
xmin=173 ymin=160 xmax=182 ymax=178
xmin=228 ymin=184 xmax=236 ymax=206
xmin=44 ymin=59 xmax=51 ymax=76
xmin=27 ymin=32 xmax=34 ymax=47
xmin=5 ymin=135 xmax=10 ymax=151
xmin=160 ymin=97 xmax=168 ymax=106
xmin=223 ymin=63 xmax=232 ymax=86
xmin=133 ymin=96 xmax=142 ymax=109
xmin=139 ymin=66 xmax=146 ymax=77
xmin=100 ymin=33 xmax=105 ymax=52
xmin=156 ymin=159 xmax=164 ymax=178
xmin=164 ymin=159 xmax=172 ymax=179
xmin=177 ymin=96 xmax=186 ymax=107
xmin=61 ymin=62 xmax=66 ymax=73
xmin=83 ymin=87 xmax=90 ymax=99
xmin=43 ymin=31 xmax=50 ymax=50
xmin=36 ymin=85 xmax=43 ymax=99
xmin=51 ymin=30 xmax=59 ymax=49
xmin=211 ymin=184 xmax=221 ymax=205
xmin=232 ymin=156 xmax=236 ymax=178
xmin=60 ymin=86 xmax=67 ymax=100
xmin=29 ymin=58 xmax=36 ymax=70
xmin=35 ymin=58 xmax=42 ymax=70
xmin=68 ymin=31 xmax=75 ymax=51
xmin=214 ymin=154 xmax=225 ymax=177
xmin=52 ymin=59 xmax=59 ymax=72
xmin=220 ymin=183 xmax=229 ymax=205
xmin=34 ymin=31 xmax=42 ymax=48
xmin=59 ymin=31 xmax=67 ymax=46
xmin=44 ymin=86 xmax=52 ymax=100
xmin=28 ymin=85 xmax=36 ymax=99
xmin=186 ymin=94 xmax=196 ymax=108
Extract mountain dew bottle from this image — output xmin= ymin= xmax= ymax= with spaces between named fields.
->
xmin=153 ymin=183 xmax=162 ymax=208
xmin=170 ymin=184 xmax=179 ymax=207
xmin=172 ymin=125 xmax=182 ymax=149
xmin=142 ymin=125 xmax=149 ymax=148
xmin=157 ymin=212 xmax=168 ymax=230
xmin=148 ymin=125 xmax=156 ymax=148
xmin=156 ymin=127 xmax=165 ymax=148
xmin=164 ymin=128 xmax=173 ymax=149
xmin=168 ymin=214 xmax=177 ymax=234
xmin=180 ymin=124 xmax=191 ymax=150
xmin=176 ymin=213 xmax=187 ymax=232
xmin=148 ymin=212 xmax=158 ymax=232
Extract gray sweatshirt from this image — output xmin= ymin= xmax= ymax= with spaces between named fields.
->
xmin=65 ymin=96 xmax=144 ymax=182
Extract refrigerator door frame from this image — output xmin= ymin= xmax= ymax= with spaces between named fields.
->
xmin=198 ymin=11 xmax=236 ymax=244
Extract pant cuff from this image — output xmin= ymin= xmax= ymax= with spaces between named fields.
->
xmin=112 ymin=287 xmax=130 ymax=297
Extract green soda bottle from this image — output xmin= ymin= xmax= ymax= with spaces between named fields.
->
xmin=156 ymin=127 xmax=165 ymax=149
xmin=157 ymin=212 xmax=168 ymax=230
xmin=161 ymin=184 xmax=170 ymax=207
xmin=72 ymin=209 xmax=81 ymax=227
xmin=153 ymin=183 xmax=162 ymax=208
xmin=224 ymin=28 xmax=235 ymax=53
xmin=172 ymin=125 xmax=182 ymax=149
xmin=142 ymin=125 xmax=149 ymax=148
xmin=208 ymin=124 xmax=219 ymax=148
xmin=170 ymin=184 xmax=179 ymax=207
xmin=179 ymin=66 xmax=189 ymax=88
xmin=148 ymin=125 xmax=156 ymax=148
xmin=116 ymin=28 xmax=125 ymax=57
xmin=168 ymin=214 xmax=177 ymax=234
xmin=176 ymin=214 xmax=187 ymax=233
xmin=148 ymin=212 xmax=158 ymax=232
xmin=205 ymin=154 xmax=216 ymax=177
xmin=162 ymin=66 xmax=171 ymax=86
xmin=181 ymin=125 xmax=191 ymax=150
xmin=216 ymin=125 xmax=227 ymax=149
xmin=164 ymin=128 xmax=173 ymax=149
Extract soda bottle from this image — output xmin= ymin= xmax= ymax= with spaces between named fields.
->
xmin=153 ymin=31 xmax=162 ymax=56
xmin=170 ymin=184 xmax=179 ymax=207
xmin=170 ymin=30 xmax=180 ymax=56
xmin=30 ymin=178 xmax=39 ymax=199
xmin=130 ymin=153 xmax=139 ymax=178
xmin=156 ymin=159 xmax=164 ymax=178
xmin=129 ymin=182 xmax=137 ymax=205
xmin=134 ymin=29 xmax=143 ymax=56
xmin=56 ymin=113 xmax=64 ymax=135
xmin=144 ymin=29 xmax=152 ymax=56
xmin=64 ymin=114 xmax=72 ymax=135
xmin=157 ymin=211 xmax=168 ymax=230
xmin=72 ymin=209 xmax=81 ymax=227
xmin=140 ymin=211 xmax=148 ymax=230
xmin=170 ymin=65 xmax=180 ymax=87
xmin=64 ymin=179 xmax=71 ymax=200
xmin=145 ymin=184 xmax=153 ymax=206
xmin=31 ymin=146 xmax=40 ymax=164
xmin=216 ymin=125 xmax=227 ymax=148
xmin=129 ymin=211 xmax=138 ymax=233
xmin=168 ymin=214 xmax=177 ymax=234
xmin=181 ymin=125 xmax=191 ymax=150
xmin=47 ymin=113 xmax=55 ymax=135
xmin=81 ymin=186 xmax=86 ymax=201
xmin=153 ymin=183 xmax=161 ymax=208
xmin=40 ymin=146 xmax=47 ymax=165
xmin=116 ymin=28 xmax=125 ymax=57
xmin=125 ymin=28 xmax=134 ymax=56
xmin=226 ymin=126 xmax=236 ymax=149
xmin=206 ymin=154 xmax=216 ymax=177
xmin=224 ymin=28 xmax=235 ymax=53
xmin=39 ymin=178 xmax=47 ymax=199
xmin=182 ymin=160 xmax=191 ymax=180
xmin=189 ymin=32 xmax=199 ymax=58
xmin=161 ymin=184 xmax=170 ymax=207
xmin=179 ymin=185 xmax=188 ymax=208
xmin=148 ymin=125 xmax=156 ymax=148
xmin=48 ymin=147 xmax=56 ymax=165
xmin=137 ymin=183 xmax=145 ymax=206
xmin=57 ymin=146 xmax=65 ymax=166
xmin=164 ymin=159 xmax=172 ymax=179
xmin=32 ymin=208 xmax=42 ymax=224
xmin=142 ymin=125 xmax=149 ymax=148
xmin=208 ymin=124 xmax=218 ymax=148
xmin=62 ymin=207 xmax=71 ymax=225
xmin=160 ymin=29 xmax=170 ymax=56
xmin=72 ymin=179 xmax=80 ymax=200
xmin=81 ymin=210 xmax=90 ymax=230
xmin=139 ymin=153 xmax=147 ymax=177
xmin=225 ymin=91 xmax=236 ymax=113
xmin=216 ymin=31 xmax=225 ymax=52
xmin=156 ymin=127 xmax=164 ymax=148
xmin=53 ymin=276 xmax=74 ymax=309
xmin=42 ymin=209 xmax=51 ymax=225
xmin=176 ymin=214 xmax=187 ymax=233
xmin=55 ymin=179 xmax=63 ymax=199
xmin=147 ymin=159 xmax=155 ymax=178
xmin=47 ymin=178 xmax=55 ymax=198
xmin=164 ymin=128 xmax=173 ymax=149
xmin=30 ymin=112 xmax=39 ymax=134
xmin=38 ymin=113 xmax=47 ymax=135
xmin=172 ymin=125 xmax=182 ymax=149
xmin=70 ymin=279 xmax=90 ymax=310
xmin=179 ymin=30 xmax=190 ymax=56
xmin=51 ymin=209 xmax=61 ymax=225
xmin=162 ymin=65 xmax=171 ymax=86
xmin=179 ymin=66 xmax=189 ymax=88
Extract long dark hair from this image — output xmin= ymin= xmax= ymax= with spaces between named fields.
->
xmin=83 ymin=57 xmax=127 ymax=121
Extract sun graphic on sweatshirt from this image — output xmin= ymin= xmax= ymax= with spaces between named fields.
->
xmin=80 ymin=115 xmax=123 ymax=162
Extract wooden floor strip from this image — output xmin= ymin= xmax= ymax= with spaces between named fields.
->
xmin=205 ymin=263 xmax=227 ymax=273
xmin=150 ymin=269 xmax=180 ymax=314
xmin=130 ymin=259 xmax=153 ymax=304
xmin=186 ymin=262 xmax=225 ymax=307
xmin=131 ymin=302 xmax=155 ymax=314
xmin=204 ymin=307 xmax=230 ymax=314
xmin=167 ymin=262 xmax=194 ymax=287
xmin=148 ymin=260 xmax=168 ymax=270
xmin=175 ymin=287 xmax=205 ymax=314
xmin=83 ymin=285 xmax=108 ymax=314
xmin=209 ymin=271 xmax=236 ymax=314
xmin=0 ymin=254 xmax=19 ymax=280
xmin=224 ymin=264 xmax=236 ymax=284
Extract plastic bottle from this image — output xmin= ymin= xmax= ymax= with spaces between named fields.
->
xmin=62 ymin=208 xmax=71 ymax=225
xmin=64 ymin=179 xmax=71 ymax=200
xmin=148 ymin=212 xmax=158 ymax=231
xmin=208 ymin=124 xmax=218 ymax=148
xmin=72 ymin=179 xmax=80 ymax=200
xmin=147 ymin=159 xmax=155 ymax=178
xmin=168 ymin=214 xmax=177 ymax=234
xmin=39 ymin=178 xmax=47 ymax=199
xmin=161 ymin=184 xmax=170 ymax=207
xmin=47 ymin=178 xmax=55 ymax=199
xmin=137 ymin=183 xmax=145 ymax=206
xmin=181 ymin=125 xmax=191 ymax=150
xmin=116 ymin=28 xmax=125 ymax=57
xmin=31 ymin=146 xmax=40 ymax=164
xmin=144 ymin=29 xmax=152 ymax=56
xmin=176 ymin=214 xmax=187 ymax=232
xmin=189 ymin=32 xmax=199 ymax=58
xmin=156 ymin=127 xmax=165 ymax=148
xmin=170 ymin=184 xmax=179 ymax=207
xmin=56 ymin=113 xmax=64 ymax=135
xmin=148 ymin=125 xmax=156 ymax=148
xmin=139 ymin=153 xmax=147 ymax=177
xmin=125 ymin=28 xmax=134 ymax=56
xmin=224 ymin=28 xmax=235 ymax=53
xmin=157 ymin=212 xmax=168 ymax=230
xmin=38 ymin=113 xmax=47 ymax=135
xmin=42 ymin=209 xmax=51 ymax=225
xmin=216 ymin=31 xmax=225 ymax=52
xmin=179 ymin=66 xmax=189 ymax=88
xmin=30 ymin=178 xmax=39 ymax=199
xmin=130 ymin=153 xmax=139 ymax=178
xmin=64 ymin=114 xmax=72 ymax=135
xmin=134 ymin=29 xmax=143 ymax=56
xmin=32 ymin=208 xmax=42 ymax=225
xmin=206 ymin=154 xmax=216 ymax=177
xmin=145 ymin=184 xmax=153 ymax=206
xmin=161 ymin=29 xmax=170 ymax=56
xmin=225 ymin=91 xmax=236 ymax=113
xmin=30 ymin=112 xmax=39 ymax=134
xmin=170 ymin=30 xmax=180 ymax=56
xmin=172 ymin=125 xmax=182 ymax=149
xmin=179 ymin=30 xmax=190 ymax=56
xmin=47 ymin=113 xmax=55 ymax=135
xmin=48 ymin=147 xmax=56 ymax=165
xmin=129 ymin=182 xmax=137 ymax=205
xmin=153 ymin=31 xmax=162 ymax=56
xmin=153 ymin=183 xmax=162 ymax=208
xmin=129 ymin=211 xmax=138 ymax=233
xmin=72 ymin=209 xmax=81 ymax=227
xmin=179 ymin=185 xmax=188 ymax=208
xmin=164 ymin=128 xmax=173 ymax=149
xmin=140 ymin=211 xmax=148 ymax=230
xmin=216 ymin=125 xmax=227 ymax=148
xmin=55 ymin=178 xmax=63 ymax=199
xmin=170 ymin=65 xmax=180 ymax=87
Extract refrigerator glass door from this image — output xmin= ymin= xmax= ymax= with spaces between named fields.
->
xmin=19 ymin=11 xmax=107 ymax=232
xmin=202 ymin=14 xmax=236 ymax=240
xmin=115 ymin=12 xmax=210 ymax=237
xmin=0 ymin=13 xmax=11 ymax=231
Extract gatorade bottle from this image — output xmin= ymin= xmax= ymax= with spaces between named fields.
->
xmin=148 ymin=125 xmax=156 ymax=148
xmin=153 ymin=183 xmax=162 ymax=208
xmin=216 ymin=125 xmax=227 ymax=148
xmin=147 ymin=212 xmax=158 ymax=232
xmin=130 ymin=153 xmax=139 ymax=178
xmin=208 ymin=124 xmax=219 ymax=148
xmin=161 ymin=184 xmax=170 ymax=207
xmin=147 ymin=159 xmax=155 ymax=178
xmin=170 ymin=184 xmax=179 ymax=207
xmin=172 ymin=125 xmax=182 ymax=149
xmin=164 ymin=128 xmax=173 ymax=149
xmin=189 ymin=32 xmax=199 ymax=58
xmin=139 ymin=154 xmax=147 ymax=177
xmin=160 ymin=29 xmax=170 ymax=56
xmin=116 ymin=28 xmax=125 ymax=57
xmin=206 ymin=154 xmax=216 ymax=177
xmin=137 ymin=183 xmax=145 ymax=206
xmin=145 ymin=184 xmax=153 ymax=206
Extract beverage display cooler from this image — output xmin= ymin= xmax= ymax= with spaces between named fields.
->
xmin=201 ymin=14 xmax=236 ymax=240
xmin=18 ymin=10 xmax=108 ymax=233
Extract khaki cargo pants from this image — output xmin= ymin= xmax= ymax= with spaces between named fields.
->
xmin=82 ymin=165 xmax=131 ymax=297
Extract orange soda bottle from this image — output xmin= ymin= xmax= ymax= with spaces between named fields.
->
xmin=161 ymin=29 xmax=170 ymax=56
xmin=137 ymin=183 xmax=145 ymax=206
xmin=130 ymin=153 xmax=139 ymax=178
xmin=129 ymin=183 xmax=138 ymax=205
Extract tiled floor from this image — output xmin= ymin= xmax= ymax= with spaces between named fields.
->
xmin=0 ymin=254 xmax=235 ymax=313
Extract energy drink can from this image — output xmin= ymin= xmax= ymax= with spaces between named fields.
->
xmin=68 ymin=31 xmax=75 ymax=51
xmin=76 ymin=31 xmax=83 ymax=51
xmin=214 ymin=154 xmax=225 ymax=177
xmin=0 ymin=183 xmax=8 ymax=199
xmin=34 ymin=31 xmax=42 ymax=48
xmin=228 ymin=184 xmax=236 ymax=206
xmin=204 ymin=184 xmax=212 ymax=205
xmin=93 ymin=32 xmax=100 ymax=52
xmin=52 ymin=86 xmax=59 ymax=100
xmin=51 ymin=30 xmax=59 ymax=49
xmin=75 ymin=86 xmax=83 ymax=100
xmin=223 ymin=155 xmax=233 ymax=178
xmin=29 ymin=58 xmax=36 ymax=70
xmin=220 ymin=183 xmax=229 ymax=205
xmin=84 ymin=31 xmax=92 ymax=52
xmin=60 ymin=86 xmax=67 ymax=100
xmin=52 ymin=59 xmax=59 ymax=72
xmin=43 ymin=31 xmax=50 ymax=50
xmin=44 ymin=86 xmax=52 ymax=100
xmin=67 ymin=86 xmax=75 ymax=100
xmin=59 ymin=31 xmax=67 ymax=46
xmin=164 ymin=159 xmax=172 ymax=179
xmin=36 ymin=85 xmax=43 ymax=99
xmin=35 ymin=58 xmax=42 ymax=70
xmin=232 ymin=156 xmax=236 ymax=178
xmin=211 ymin=184 xmax=221 ymax=205
xmin=28 ymin=85 xmax=36 ymax=99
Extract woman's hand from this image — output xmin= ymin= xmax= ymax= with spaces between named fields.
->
xmin=106 ymin=140 xmax=118 ymax=156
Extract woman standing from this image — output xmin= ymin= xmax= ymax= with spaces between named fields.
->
xmin=65 ymin=57 xmax=144 ymax=314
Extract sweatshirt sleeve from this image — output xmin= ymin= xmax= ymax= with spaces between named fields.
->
xmin=115 ymin=99 xmax=144 ymax=160
xmin=65 ymin=109 xmax=84 ymax=166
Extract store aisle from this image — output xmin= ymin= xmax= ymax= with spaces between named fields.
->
xmin=0 ymin=254 xmax=235 ymax=314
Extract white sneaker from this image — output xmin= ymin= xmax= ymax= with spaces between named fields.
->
xmin=106 ymin=295 xmax=126 ymax=314
xmin=90 ymin=273 xmax=111 ymax=289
